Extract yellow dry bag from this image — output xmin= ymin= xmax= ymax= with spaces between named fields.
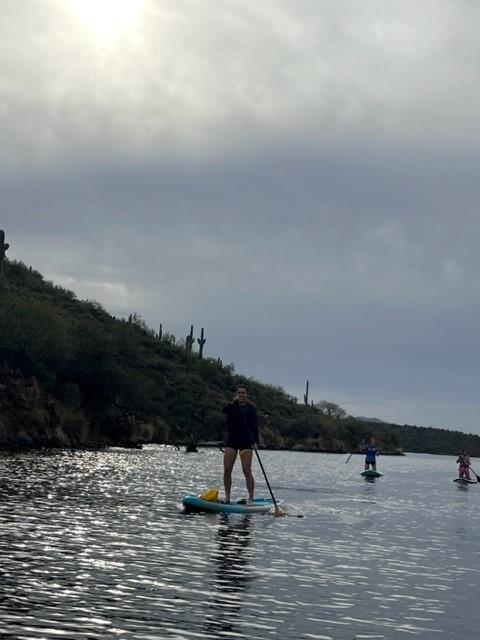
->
xmin=200 ymin=487 xmax=219 ymax=502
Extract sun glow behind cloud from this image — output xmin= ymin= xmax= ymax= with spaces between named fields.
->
xmin=68 ymin=0 xmax=145 ymax=42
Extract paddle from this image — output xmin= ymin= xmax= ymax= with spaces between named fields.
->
xmin=242 ymin=445 xmax=304 ymax=517
xmin=251 ymin=443 xmax=286 ymax=517
xmin=347 ymin=440 xmax=368 ymax=464
xmin=469 ymin=466 xmax=480 ymax=483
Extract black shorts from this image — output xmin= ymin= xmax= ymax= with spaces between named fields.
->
xmin=225 ymin=439 xmax=253 ymax=452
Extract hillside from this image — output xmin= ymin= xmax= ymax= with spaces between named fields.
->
xmin=1 ymin=258 xmax=479 ymax=456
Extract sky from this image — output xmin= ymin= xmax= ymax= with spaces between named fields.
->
xmin=2 ymin=0 xmax=480 ymax=433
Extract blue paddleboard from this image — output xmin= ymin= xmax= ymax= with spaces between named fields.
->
xmin=183 ymin=495 xmax=274 ymax=514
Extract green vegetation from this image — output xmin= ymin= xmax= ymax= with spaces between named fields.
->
xmin=373 ymin=422 xmax=480 ymax=457
xmin=1 ymin=257 xmax=479 ymax=455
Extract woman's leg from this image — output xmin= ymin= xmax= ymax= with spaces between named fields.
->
xmin=240 ymin=449 xmax=254 ymax=502
xmin=223 ymin=447 xmax=237 ymax=502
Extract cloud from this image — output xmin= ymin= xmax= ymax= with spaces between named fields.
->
xmin=2 ymin=1 xmax=480 ymax=431
xmin=3 ymin=0 xmax=480 ymax=168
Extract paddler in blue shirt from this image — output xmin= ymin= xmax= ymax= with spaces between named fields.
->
xmin=363 ymin=437 xmax=380 ymax=471
xmin=222 ymin=385 xmax=259 ymax=504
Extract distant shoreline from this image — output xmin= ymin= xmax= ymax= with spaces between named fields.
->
xmin=0 ymin=442 xmax=407 ymax=455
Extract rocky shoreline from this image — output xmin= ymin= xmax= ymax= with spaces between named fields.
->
xmin=0 ymin=369 xmax=404 ymax=454
xmin=0 ymin=368 xmax=152 ymax=450
xmin=0 ymin=368 xmax=90 ymax=449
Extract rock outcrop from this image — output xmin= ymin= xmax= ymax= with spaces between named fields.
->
xmin=0 ymin=367 xmax=155 ymax=449
xmin=0 ymin=369 xmax=85 ymax=448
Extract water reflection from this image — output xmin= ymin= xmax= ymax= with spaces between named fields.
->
xmin=362 ymin=478 xmax=378 ymax=495
xmin=204 ymin=514 xmax=254 ymax=637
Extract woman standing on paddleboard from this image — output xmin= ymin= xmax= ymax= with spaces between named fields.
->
xmin=457 ymin=450 xmax=471 ymax=480
xmin=222 ymin=385 xmax=259 ymax=504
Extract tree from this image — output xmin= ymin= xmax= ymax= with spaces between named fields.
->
xmin=314 ymin=401 xmax=347 ymax=420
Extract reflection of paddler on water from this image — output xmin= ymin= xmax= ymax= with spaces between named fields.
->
xmin=204 ymin=514 xmax=254 ymax=637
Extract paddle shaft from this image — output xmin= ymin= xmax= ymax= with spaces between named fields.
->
xmin=253 ymin=444 xmax=280 ymax=512
xmin=469 ymin=466 xmax=480 ymax=482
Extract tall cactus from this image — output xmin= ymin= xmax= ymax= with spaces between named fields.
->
xmin=0 ymin=230 xmax=9 ymax=276
xmin=158 ymin=323 xmax=163 ymax=340
xmin=185 ymin=324 xmax=194 ymax=354
xmin=197 ymin=327 xmax=206 ymax=359
xmin=304 ymin=380 xmax=309 ymax=405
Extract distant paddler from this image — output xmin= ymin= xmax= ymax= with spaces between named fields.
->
xmin=345 ymin=437 xmax=380 ymax=471
xmin=222 ymin=385 xmax=259 ymax=504
xmin=363 ymin=437 xmax=380 ymax=472
xmin=456 ymin=449 xmax=471 ymax=480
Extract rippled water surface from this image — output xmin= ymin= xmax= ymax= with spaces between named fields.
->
xmin=1 ymin=447 xmax=479 ymax=639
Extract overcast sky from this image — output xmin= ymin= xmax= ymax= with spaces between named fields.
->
xmin=2 ymin=0 xmax=480 ymax=433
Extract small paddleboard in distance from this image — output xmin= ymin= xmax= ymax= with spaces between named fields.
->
xmin=183 ymin=495 xmax=274 ymax=514
xmin=361 ymin=470 xmax=383 ymax=478
xmin=453 ymin=477 xmax=477 ymax=484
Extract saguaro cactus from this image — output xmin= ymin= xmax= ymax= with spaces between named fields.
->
xmin=0 ymin=230 xmax=9 ymax=276
xmin=304 ymin=380 xmax=309 ymax=405
xmin=197 ymin=327 xmax=206 ymax=359
xmin=185 ymin=325 xmax=194 ymax=354
xmin=158 ymin=323 xmax=163 ymax=340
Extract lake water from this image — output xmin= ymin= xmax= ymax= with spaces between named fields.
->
xmin=0 ymin=446 xmax=478 ymax=640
